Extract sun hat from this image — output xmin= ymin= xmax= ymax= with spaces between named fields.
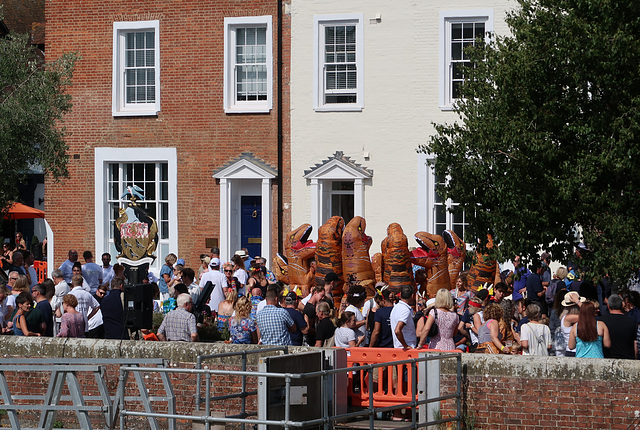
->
xmin=561 ymin=291 xmax=586 ymax=307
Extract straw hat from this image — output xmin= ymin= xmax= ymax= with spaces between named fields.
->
xmin=561 ymin=291 xmax=586 ymax=307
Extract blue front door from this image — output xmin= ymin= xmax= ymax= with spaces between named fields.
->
xmin=241 ymin=196 xmax=262 ymax=258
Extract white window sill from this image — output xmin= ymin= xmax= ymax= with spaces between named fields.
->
xmin=439 ymin=105 xmax=455 ymax=112
xmin=314 ymin=105 xmax=363 ymax=112
xmin=224 ymin=106 xmax=272 ymax=114
xmin=112 ymin=110 xmax=159 ymax=117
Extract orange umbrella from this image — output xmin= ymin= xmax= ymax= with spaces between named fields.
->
xmin=4 ymin=202 xmax=45 ymax=220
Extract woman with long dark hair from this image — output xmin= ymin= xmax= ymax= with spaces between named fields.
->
xmin=568 ymin=301 xmax=611 ymax=358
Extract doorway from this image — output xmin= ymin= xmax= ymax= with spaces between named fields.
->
xmin=240 ymin=196 xmax=262 ymax=258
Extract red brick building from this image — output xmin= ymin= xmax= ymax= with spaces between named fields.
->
xmin=44 ymin=0 xmax=291 ymax=275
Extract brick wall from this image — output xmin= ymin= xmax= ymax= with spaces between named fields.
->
xmin=2 ymin=337 xmax=639 ymax=429
xmin=44 ymin=0 xmax=291 ymax=268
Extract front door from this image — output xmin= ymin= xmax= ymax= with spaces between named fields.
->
xmin=240 ymin=196 xmax=261 ymax=258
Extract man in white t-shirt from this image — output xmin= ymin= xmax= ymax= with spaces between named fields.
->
xmin=69 ymin=274 xmax=100 ymax=334
xmin=200 ymin=258 xmax=225 ymax=314
xmin=390 ymin=285 xmax=417 ymax=350
xmin=100 ymin=253 xmax=115 ymax=289
xmin=81 ymin=251 xmax=102 ymax=294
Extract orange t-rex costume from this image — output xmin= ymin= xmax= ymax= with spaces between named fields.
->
xmin=381 ymin=223 xmax=414 ymax=296
xmin=273 ymin=253 xmax=289 ymax=285
xmin=285 ymin=224 xmax=316 ymax=296
xmin=467 ymin=234 xmax=501 ymax=292
xmin=411 ymin=231 xmax=450 ymax=297
xmin=371 ymin=252 xmax=383 ymax=283
xmin=342 ymin=216 xmax=376 ymax=299
xmin=443 ymin=230 xmax=466 ymax=290
xmin=315 ymin=216 xmax=345 ymax=304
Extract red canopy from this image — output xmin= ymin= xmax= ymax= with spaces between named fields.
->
xmin=4 ymin=202 xmax=45 ymax=220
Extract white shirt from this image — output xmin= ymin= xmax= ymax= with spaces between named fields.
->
xmin=390 ymin=300 xmax=416 ymax=349
xmin=82 ymin=262 xmax=102 ymax=294
xmin=256 ymin=299 xmax=268 ymax=314
xmin=234 ymin=269 xmax=248 ymax=296
xmin=101 ymin=265 xmax=115 ymax=287
xmin=69 ymin=286 xmax=100 ymax=332
xmin=521 ymin=322 xmax=551 ymax=356
xmin=345 ymin=304 xmax=367 ymax=345
xmin=201 ymin=270 xmax=226 ymax=313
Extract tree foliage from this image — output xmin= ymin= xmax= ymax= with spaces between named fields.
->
xmin=0 ymin=31 xmax=76 ymax=210
xmin=419 ymin=0 xmax=640 ymax=283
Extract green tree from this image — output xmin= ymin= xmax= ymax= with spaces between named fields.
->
xmin=419 ymin=0 xmax=640 ymax=283
xmin=0 ymin=30 xmax=76 ymax=210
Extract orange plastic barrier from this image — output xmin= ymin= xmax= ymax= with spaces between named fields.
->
xmin=33 ymin=260 xmax=47 ymax=283
xmin=345 ymin=347 xmax=461 ymax=408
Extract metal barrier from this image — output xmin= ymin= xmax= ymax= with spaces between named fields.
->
xmin=194 ymin=346 xmax=289 ymax=427
xmin=33 ymin=260 xmax=47 ymax=283
xmin=346 ymin=347 xmax=462 ymax=409
xmin=118 ymin=350 xmax=462 ymax=430
xmin=0 ymin=358 xmax=168 ymax=430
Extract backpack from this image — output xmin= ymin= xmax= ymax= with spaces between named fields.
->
xmin=546 ymin=279 xmax=561 ymax=306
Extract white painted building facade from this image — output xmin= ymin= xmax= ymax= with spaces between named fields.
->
xmin=289 ymin=0 xmax=513 ymax=247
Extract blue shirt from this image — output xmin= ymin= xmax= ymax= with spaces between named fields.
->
xmin=512 ymin=266 xmax=530 ymax=301
xmin=373 ymin=306 xmax=393 ymax=348
xmin=256 ymin=305 xmax=294 ymax=345
xmin=159 ymin=264 xmax=172 ymax=294
xmin=285 ymin=307 xmax=307 ymax=346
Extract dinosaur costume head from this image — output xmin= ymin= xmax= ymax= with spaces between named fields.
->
xmin=342 ymin=216 xmax=372 ymax=257
xmin=410 ymin=231 xmax=446 ymax=268
xmin=273 ymin=253 xmax=289 ymax=284
xmin=287 ymin=223 xmax=316 ymax=255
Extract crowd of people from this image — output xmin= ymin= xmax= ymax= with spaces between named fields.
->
xmin=0 ymin=242 xmax=637 ymax=362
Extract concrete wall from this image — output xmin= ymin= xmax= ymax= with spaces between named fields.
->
xmin=1 ymin=337 xmax=638 ymax=429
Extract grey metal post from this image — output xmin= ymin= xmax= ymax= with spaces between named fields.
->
xmin=241 ymin=351 xmax=247 ymax=430
xmin=195 ymin=355 xmax=203 ymax=412
xmin=368 ymin=365 xmax=374 ymax=428
xmin=284 ymin=375 xmax=291 ymax=430
xmin=205 ymin=372 xmax=211 ymax=430
xmin=456 ymin=355 xmax=462 ymax=430
xmin=425 ymin=353 xmax=440 ymax=429
xmin=411 ymin=361 xmax=417 ymax=427
xmin=118 ymin=369 xmax=126 ymax=430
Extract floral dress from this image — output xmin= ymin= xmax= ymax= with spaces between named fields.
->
xmin=228 ymin=317 xmax=256 ymax=344
xmin=427 ymin=308 xmax=459 ymax=351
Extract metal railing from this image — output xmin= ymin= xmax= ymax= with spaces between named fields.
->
xmin=0 ymin=358 xmax=167 ymax=430
xmin=118 ymin=350 xmax=462 ymax=430
xmin=194 ymin=346 xmax=289 ymax=429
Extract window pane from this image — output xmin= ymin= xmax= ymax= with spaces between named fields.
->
xmin=146 ymin=31 xmax=155 ymax=49
xmin=256 ymin=27 xmax=266 ymax=44
xmin=126 ymin=33 xmax=135 ymax=49
xmin=436 ymin=205 xmax=446 ymax=224
xmin=160 ymin=182 xmax=168 ymax=200
xmin=452 ymin=23 xmax=462 ymax=40
xmin=135 ymin=32 xmax=145 ymax=48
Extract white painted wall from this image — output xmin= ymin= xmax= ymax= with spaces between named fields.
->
xmin=290 ymin=0 xmax=514 ymax=248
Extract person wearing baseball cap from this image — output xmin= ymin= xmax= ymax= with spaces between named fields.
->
xmin=283 ymin=291 xmax=308 ymax=346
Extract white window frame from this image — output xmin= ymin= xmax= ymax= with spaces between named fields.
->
xmin=417 ymin=153 xmax=468 ymax=244
xmin=94 ymin=147 xmax=178 ymax=276
xmin=112 ymin=20 xmax=161 ymax=116
xmin=313 ymin=13 xmax=364 ymax=112
xmin=223 ymin=16 xmax=273 ymax=113
xmin=439 ymin=10 xmax=493 ymax=110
